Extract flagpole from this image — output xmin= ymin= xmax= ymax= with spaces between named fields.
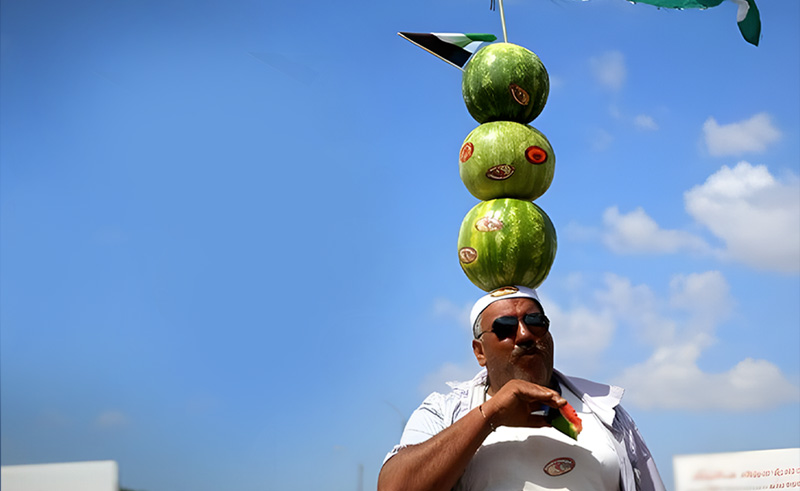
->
xmin=498 ymin=0 xmax=508 ymax=42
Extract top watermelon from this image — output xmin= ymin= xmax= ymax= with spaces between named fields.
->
xmin=462 ymin=43 xmax=549 ymax=124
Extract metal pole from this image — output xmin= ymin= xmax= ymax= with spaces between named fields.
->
xmin=498 ymin=0 xmax=508 ymax=42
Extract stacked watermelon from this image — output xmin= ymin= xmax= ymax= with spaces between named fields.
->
xmin=457 ymin=43 xmax=557 ymax=292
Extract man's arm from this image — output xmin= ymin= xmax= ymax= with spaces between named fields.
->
xmin=377 ymin=380 xmax=567 ymax=491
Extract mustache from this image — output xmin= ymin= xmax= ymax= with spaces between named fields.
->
xmin=511 ymin=341 xmax=548 ymax=357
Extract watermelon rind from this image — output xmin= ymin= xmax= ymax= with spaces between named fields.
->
xmin=457 ymin=198 xmax=557 ymax=292
xmin=462 ymin=43 xmax=549 ymax=124
xmin=550 ymin=414 xmax=580 ymax=441
xmin=460 ymin=121 xmax=555 ymax=201
xmin=547 ymin=402 xmax=582 ymax=440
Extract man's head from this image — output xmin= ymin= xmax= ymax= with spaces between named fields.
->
xmin=470 ymin=286 xmax=554 ymax=394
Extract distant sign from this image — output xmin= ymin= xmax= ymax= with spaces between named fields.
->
xmin=1 ymin=461 xmax=118 ymax=491
xmin=674 ymin=448 xmax=800 ymax=491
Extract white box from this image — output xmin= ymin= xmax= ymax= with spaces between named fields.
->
xmin=1 ymin=460 xmax=119 ymax=491
xmin=674 ymin=448 xmax=800 ymax=491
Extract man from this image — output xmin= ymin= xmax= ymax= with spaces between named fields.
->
xmin=378 ymin=285 xmax=665 ymax=491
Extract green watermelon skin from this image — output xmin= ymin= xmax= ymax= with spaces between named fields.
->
xmin=550 ymin=414 xmax=580 ymax=440
xmin=462 ymin=43 xmax=549 ymax=124
xmin=548 ymin=402 xmax=583 ymax=440
xmin=457 ymin=199 xmax=557 ymax=292
xmin=460 ymin=121 xmax=555 ymax=201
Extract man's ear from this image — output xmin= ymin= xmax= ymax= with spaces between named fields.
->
xmin=472 ymin=339 xmax=487 ymax=367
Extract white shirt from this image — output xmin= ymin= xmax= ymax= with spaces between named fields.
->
xmin=455 ymin=383 xmax=620 ymax=490
xmin=384 ymin=369 xmax=666 ymax=491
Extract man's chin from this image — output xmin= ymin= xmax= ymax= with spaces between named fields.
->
xmin=510 ymin=357 xmax=553 ymax=386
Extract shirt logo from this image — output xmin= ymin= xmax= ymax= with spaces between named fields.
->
xmin=543 ymin=457 xmax=575 ymax=477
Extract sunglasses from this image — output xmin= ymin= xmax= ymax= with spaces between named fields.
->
xmin=479 ymin=313 xmax=550 ymax=340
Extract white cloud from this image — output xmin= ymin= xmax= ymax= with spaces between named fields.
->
xmin=419 ymin=361 xmax=480 ymax=397
xmin=562 ymin=272 xmax=587 ymax=291
xmin=95 ymin=410 xmax=129 ymax=429
xmin=592 ymin=273 xmax=679 ymax=347
xmin=577 ymin=163 xmax=799 ymax=273
xmin=703 ymin=113 xmax=781 ymax=156
xmin=590 ymin=51 xmax=626 ymax=91
xmin=615 ymin=349 xmax=800 ymax=411
xmin=601 ymin=206 xmax=712 ymax=255
xmin=549 ymin=74 xmax=564 ymax=90
xmin=669 ymin=271 xmax=732 ymax=327
xmin=424 ymin=272 xmax=799 ymax=411
xmin=542 ymin=300 xmax=616 ymax=360
xmin=563 ymin=220 xmax=601 ymax=242
xmin=603 ymin=271 xmax=799 ymax=411
xmin=432 ymin=297 xmax=471 ymax=332
xmin=608 ymin=104 xmax=658 ymax=130
xmin=684 ymin=162 xmax=800 ymax=272
xmin=547 ymin=274 xmax=674 ymax=369
xmin=590 ymin=128 xmax=614 ymax=151
xmin=634 ymin=114 xmax=658 ymax=130
xmin=589 ymin=271 xmax=726 ymax=347
xmin=418 ymin=299 xmax=487 ymax=396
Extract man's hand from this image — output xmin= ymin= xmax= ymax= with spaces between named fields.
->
xmin=481 ymin=379 xmax=567 ymax=429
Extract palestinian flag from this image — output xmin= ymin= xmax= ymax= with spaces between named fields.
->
xmin=629 ymin=0 xmax=761 ymax=46
xmin=398 ymin=32 xmax=497 ymax=69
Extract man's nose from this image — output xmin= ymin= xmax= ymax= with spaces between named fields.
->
xmin=515 ymin=319 xmax=547 ymax=344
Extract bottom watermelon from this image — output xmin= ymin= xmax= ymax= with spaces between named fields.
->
xmin=457 ymin=198 xmax=557 ymax=292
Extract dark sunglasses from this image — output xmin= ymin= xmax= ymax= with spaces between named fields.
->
xmin=479 ymin=313 xmax=550 ymax=340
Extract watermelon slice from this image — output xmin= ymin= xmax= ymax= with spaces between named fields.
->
xmin=547 ymin=402 xmax=582 ymax=440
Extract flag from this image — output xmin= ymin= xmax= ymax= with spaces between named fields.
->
xmin=732 ymin=0 xmax=760 ymax=46
xmin=398 ymin=32 xmax=497 ymax=69
xmin=628 ymin=0 xmax=761 ymax=46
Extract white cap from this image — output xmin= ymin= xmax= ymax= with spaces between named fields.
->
xmin=469 ymin=285 xmax=542 ymax=333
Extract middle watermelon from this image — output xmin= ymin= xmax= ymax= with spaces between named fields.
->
xmin=459 ymin=121 xmax=555 ymax=201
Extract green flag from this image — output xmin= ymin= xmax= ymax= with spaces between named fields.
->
xmin=630 ymin=0 xmax=761 ymax=46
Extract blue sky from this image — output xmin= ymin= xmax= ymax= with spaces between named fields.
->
xmin=1 ymin=0 xmax=798 ymax=490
